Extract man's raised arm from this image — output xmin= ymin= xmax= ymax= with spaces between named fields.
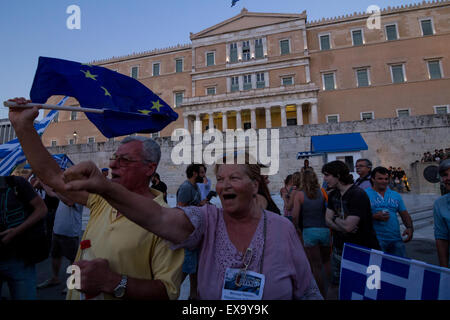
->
xmin=8 ymin=98 xmax=88 ymax=205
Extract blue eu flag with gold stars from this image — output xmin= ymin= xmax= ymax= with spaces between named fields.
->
xmin=30 ymin=56 xmax=178 ymax=138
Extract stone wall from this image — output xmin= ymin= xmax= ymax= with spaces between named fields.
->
xmin=48 ymin=114 xmax=449 ymax=194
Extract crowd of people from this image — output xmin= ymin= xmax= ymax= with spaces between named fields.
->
xmin=421 ymin=148 xmax=450 ymax=163
xmin=0 ymin=97 xmax=448 ymax=301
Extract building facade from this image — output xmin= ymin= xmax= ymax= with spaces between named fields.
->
xmin=42 ymin=1 xmax=450 ymax=146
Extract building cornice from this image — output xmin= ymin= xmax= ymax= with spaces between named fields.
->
xmin=307 ymin=0 xmax=450 ymax=28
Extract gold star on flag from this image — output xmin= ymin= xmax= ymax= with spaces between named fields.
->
xmin=80 ymin=70 xmax=98 ymax=81
xmin=138 ymin=109 xmax=152 ymax=115
xmin=101 ymin=86 xmax=112 ymax=97
xmin=81 ymin=63 xmax=93 ymax=67
xmin=151 ymin=100 xmax=163 ymax=112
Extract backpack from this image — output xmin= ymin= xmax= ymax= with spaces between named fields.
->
xmin=0 ymin=176 xmax=49 ymax=265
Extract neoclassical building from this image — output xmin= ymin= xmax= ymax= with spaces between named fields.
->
xmin=43 ymin=0 xmax=450 ymax=146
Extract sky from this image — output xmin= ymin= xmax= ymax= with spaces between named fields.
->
xmin=0 ymin=0 xmax=419 ymax=119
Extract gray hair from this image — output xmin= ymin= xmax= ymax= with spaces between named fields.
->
xmin=121 ymin=136 xmax=161 ymax=165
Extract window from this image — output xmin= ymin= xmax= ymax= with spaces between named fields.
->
xmin=319 ymin=34 xmax=331 ymax=50
xmin=206 ymin=87 xmax=216 ymax=95
xmin=327 ymin=115 xmax=339 ymax=123
xmin=282 ymin=76 xmax=293 ymax=86
xmin=255 ymin=39 xmax=263 ymax=59
xmin=231 ymin=77 xmax=239 ymax=92
xmin=361 ymin=112 xmax=374 ymax=120
xmin=434 ymin=105 xmax=449 ymax=114
xmin=256 ymin=73 xmax=265 ymax=89
xmin=352 ymin=30 xmax=363 ymax=46
xmin=385 ymin=24 xmax=398 ymax=41
xmin=421 ymin=19 xmax=434 ymax=36
xmin=397 ymin=109 xmax=410 ymax=117
xmin=131 ymin=66 xmax=139 ymax=79
xmin=427 ymin=60 xmax=442 ymax=79
xmin=243 ymin=122 xmax=251 ymax=130
xmin=229 ymin=43 xmax=238 ymax=63
xmin=152 ymin=63 xmax=160 ymax=76
xmin=243 ymin=74 xmax=252 ymax=90
xmin=51 ymin=140 xmax=57 ymax=147
xmin=280 ymin=39 xmax=290 ymax=55
xmin=151 ymin=132 xmax=160 ymax=138
xmin=322 ymin=73 xmax=336 ymax=90
xmin=242 ymin=41 xmax=250 ymax=61
xmin=337 ymin=156 xmax=355 ymax=172
xmin=206 ymin=52 xmax=215 ymax=66
xmin=87 ymin=137 xmax=95 ymax=144
xmin=391 ymin=64 xmax=405 ymax=83
xmin=70 ymin=111 xmax=77 ymax=120
xmin=174 ymin=92 xmax=184 ymax=107
xmin=287 ymin=118 xmax=297 ymax=126
xmin=175 ymin=59 xmax=183 ymax=73
xmin=69 ymin=138 xmax=75 ymax=145
xmin=356 ymin=68 xmax=370 ymax=87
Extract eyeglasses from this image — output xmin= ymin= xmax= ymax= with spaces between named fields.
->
xmin=235 ymin=248 xmax=253 ymax=287
xmin=109 ymin=154 xmax=142 ymax=167
xmin=355 ymin=165 xmax=367 ymax=168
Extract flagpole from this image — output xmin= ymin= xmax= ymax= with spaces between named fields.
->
xmin=3 ymin=101 xmax=104 ymax=114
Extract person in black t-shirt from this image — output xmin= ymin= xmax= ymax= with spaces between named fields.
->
xmin=151 ymin=173 xmax=168 ymax=203
xmin=0 ymin=176 xmax=47 ymax=300
xmin=321 ymin=161 xmax=380 ymax=300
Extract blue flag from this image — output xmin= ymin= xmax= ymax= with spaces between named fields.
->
xmin=231 ymin=0 xmax=239 ymax=7
xmin=30 ymin=57 xmax=178 ymax=138
xmin=340 ymin=243 xmax=450 ymax=300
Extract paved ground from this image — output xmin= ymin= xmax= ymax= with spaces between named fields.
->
xmin=1 ymin=193 xmax=443 ymax=300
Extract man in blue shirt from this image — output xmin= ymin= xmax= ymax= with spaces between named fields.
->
xmin=365 ymin=166 xmax=414 ymax=257
xmin=196 ymin=164 xmax=212 ymax=202
xmin=434 ymin=159 xmax=450 ymax=268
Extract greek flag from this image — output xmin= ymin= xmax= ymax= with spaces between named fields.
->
xmin=340 ymin=243 xmax=450 ymax=300
xmin=0 ymin=97 xmax=67 ymax=176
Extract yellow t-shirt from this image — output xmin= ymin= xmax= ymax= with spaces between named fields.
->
xmin=67 ymin=188 xmax=184 ymax=300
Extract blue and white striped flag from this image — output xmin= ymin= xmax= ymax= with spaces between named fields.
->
xmin=340 ymin=243 xmax=450 ymax=300
xmin=0 ymin=97 xmax=68 ymax=175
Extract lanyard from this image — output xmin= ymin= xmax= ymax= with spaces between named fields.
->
xmin=235 ymin=210 xmax=267 ymax=287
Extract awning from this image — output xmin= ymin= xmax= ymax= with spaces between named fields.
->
xmin=311 ymin=133 xmax=368 ymax=153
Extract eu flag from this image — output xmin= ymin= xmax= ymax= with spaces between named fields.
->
xmin=231 ymin=0 xmax=239 ymax=7
xmin=30 ymin=57 xmax=178 ymax=138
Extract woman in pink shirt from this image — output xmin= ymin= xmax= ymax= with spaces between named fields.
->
xmin=63 ymin=155 xmax=321 ymax=300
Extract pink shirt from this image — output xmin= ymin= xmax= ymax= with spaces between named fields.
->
xmin=174 ymin=204 xmax=314 ymax=300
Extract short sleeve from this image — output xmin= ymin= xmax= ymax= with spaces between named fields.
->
xmin=434 ymin=200 xmax=449 ymax=240
xmin=171 ymin=205 xmax=208 ymax=251
xmin=176 ymin=184 xmax=192 ymax=204
xmin=14 ymin=176 xmax=38 ymax=203
xmin=327 ymin=191 xmax=338 ymax=214
xmin=397 ymin=194 xmax=407 ymax=212
xmin=347 ymin=190 xmax=370 ymax=218
xmin=150 ymin=236 xmax=184 ymax=300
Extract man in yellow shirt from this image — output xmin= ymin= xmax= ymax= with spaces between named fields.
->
xmin=8 ymin=98 xmax=184 ymax=300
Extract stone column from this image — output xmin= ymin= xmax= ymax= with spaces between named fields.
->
xmin=195 ymin=113 xmax=200 ymax=123
xmin=250 ymin=40 xmax=255 ymax=59
xmin=236 ymin=110 xmax=242 ymax=129
xmin=296 ymin=105 xmax=304 ymax=126
xmin=265 ymin=107 xmax=272 ymax=128
xmin=184 ymin=115 xmax=189 ymax=130
xmin=222 ymin=111 xmax=228 ymax=131
xmin=208 ymin=112 xmax=214 ymax=130
xmin=237 ymin=42 xmax=243 ymax=61
xmin=281 ymin=105 xmax=287 ymax=127
xmin=311 ymin=103 xmax=318 ymax=124
xmin=250 ymin=108 xmax=257 ymax=129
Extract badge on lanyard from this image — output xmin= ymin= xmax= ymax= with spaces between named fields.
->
xmin=221 ymin=268 xmax=265 ymax=300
